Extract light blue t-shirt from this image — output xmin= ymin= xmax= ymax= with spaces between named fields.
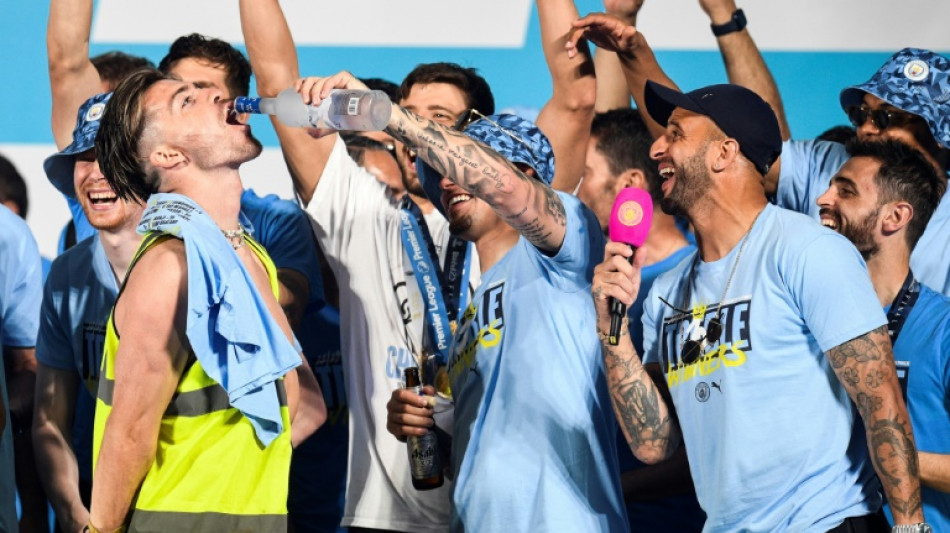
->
xmin=0 ymin=204 xmax=42 ymax=533
xmin=36 ymin=235 xmax=118 ymax=482
xmin=642 ymin=204 xmax=886 ymax=532
xmin=777 ymin=139 xmax=950 ymax=296
xmin=885 ymin=284 xmax=950 ymax=532
xmin=446 ymin=193 xmax=626 ymax=533
xmin=620 ymin=242 xmax=705 ymax=532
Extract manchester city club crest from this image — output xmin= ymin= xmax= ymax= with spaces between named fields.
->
xmin=85 ymin=102 xmax=106 ymax=122
xmin=903 ymin=59 xmax=930 ymax=82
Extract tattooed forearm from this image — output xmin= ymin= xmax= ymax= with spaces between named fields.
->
xmin=826 ymin=325 xmax=924 ymax=523
xmin=599 ymin=333 xmax=680 ymax=464
xmin=386 ymin=105 xmax=567 ymax=251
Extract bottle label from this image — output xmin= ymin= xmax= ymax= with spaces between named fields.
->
xmin=407 ymin=432 xmax=441 ymax=479
xmin=346 ymin=96 xmax=360 ymax=116
xmin=233 ymin=97 xmax=261 ymax=114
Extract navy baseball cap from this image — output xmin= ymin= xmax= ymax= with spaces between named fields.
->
xmin=43 ymin=92 xmax=112 ymax=198
xmin=840 ymin=48 xmax=950 ymax=150
xmin=644 ymin=81 xmax=782 ymax=176
xmin=416 ymin=113 xmax=555 ymax=216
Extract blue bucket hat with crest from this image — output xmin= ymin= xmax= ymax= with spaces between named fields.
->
xmin=840 ymin=48 xmax=950 ymax=149
xmin=416 ymin=113 xmax=555 ymax=216
xmin=43 ymin=92 xmax=113 ymax=198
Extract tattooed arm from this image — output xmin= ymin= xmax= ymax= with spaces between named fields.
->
xmin=826 ymin=326 xmax=924 ymax=525
xmin=386 ymin=105 xmax=568 ymax=253
xmin=592 ymin=241 xmax=681 ymax=463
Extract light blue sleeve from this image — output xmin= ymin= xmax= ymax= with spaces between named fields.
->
xmin=908 ymin=294 xmax=950 ymax=455
xmin=784 ymin=232 xmax=886 ymax=353
xmin=640 ymin=282 xmax=662 ymax=366
xmin=34 ymin=265 xmax=76 ymax=370
xmin=775 ymin=139 xmax=849 ymax=218
xmin=1 ymin=211 xmax=42 ymax=348
xmin=526 ymin=192 xmax=605 ymax=292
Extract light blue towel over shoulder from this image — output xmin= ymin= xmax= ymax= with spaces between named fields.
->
xmin=137 ymin=193 xmax=301 ymax=446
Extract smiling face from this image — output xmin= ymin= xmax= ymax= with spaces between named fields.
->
xmin=816 ymin=156 xmax=883 ymax=259
xmin=141 ymin=80 xmax=261 ymax=178
xmin=73 ymin=148 xmax=144 ymax=232
xmin=649 ymin=109 xmax=719 ymax=217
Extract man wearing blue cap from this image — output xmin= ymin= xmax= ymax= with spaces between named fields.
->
xmin=589 ymin=78 xmax=927 ymax=532
xmin=33 ymin=92 xmax=147 ymax=533
xmin=342 ymin=74 xmax=627 ymax=529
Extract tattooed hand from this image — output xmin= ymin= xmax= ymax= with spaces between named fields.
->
xmin=592 ymin=241 xmax=648 ymax=330
xmin=826 ymin=326 xmax=924 ymax=524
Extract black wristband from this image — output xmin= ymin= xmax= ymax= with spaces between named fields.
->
xmin=711 ymin=9 xmax=747 ymax=37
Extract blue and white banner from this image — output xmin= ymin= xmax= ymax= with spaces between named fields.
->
xmin=2 ymin=0 xmax=948 ymax=256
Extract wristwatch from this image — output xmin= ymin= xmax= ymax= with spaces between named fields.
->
xmin=892 ymin=524 xmax=933 ymax=533
xmin=711 ymin=9 xmax=747 ymax=37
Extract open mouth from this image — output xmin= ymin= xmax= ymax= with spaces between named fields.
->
xmin=87 ymin=190 xmax=118 ymax=209
xmin=225 ymin=102 xmax=245 ymax=126
xmin=819 ymin=209 xmax=839 ymax=231
xmin=444 ymin=193 xmax=472 ymax=212
xmin=659 ymin=165 xmax=675 ymax=194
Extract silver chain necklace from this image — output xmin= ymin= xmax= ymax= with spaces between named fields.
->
xmin=221 ymin=227 xmax=245 ymax=250
xmin=678 ymin=206 xmax=765 ymax=361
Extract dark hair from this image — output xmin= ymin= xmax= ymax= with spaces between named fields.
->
xmin=817 ymin=125 xmax=857 ymax=145
xmin=360 ymin=78 xmax=400 ymax=101
xmin=342 ymin=134 xmax=394 ymax=166
xmin=95 ymin=68 xmax=169 ymax=202
xmin=158 ymin=33 xmax=251 ymax=97
xmin=399 ymin=62 xmax=494 ymax=115
xmin=92 ymin=51 xmax=156 ymax=91
xmin=846 ymin=139 xmax=943 ymax=249
xmin=590 ymin=109 xmax=663 ymax=203
xmin=0 ymin=153 xmax=28 ymax=217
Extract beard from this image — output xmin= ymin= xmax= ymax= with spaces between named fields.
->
xmin=837 ymin=206 xmax=881 ymax=260
xmin=660 ymin=143 xmax=714 ymax=217
xmin=187 ymin=129 xmax=263 ymax=170
xmin=448 ymin=212 xmax=473 ymax=237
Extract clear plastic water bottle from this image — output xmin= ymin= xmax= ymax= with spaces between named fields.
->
xmin=234 ymin=88 xmax=392 ymax=131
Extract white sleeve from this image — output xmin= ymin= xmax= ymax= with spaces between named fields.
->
xmin=305 ymin=135 xmax=391 ymax=262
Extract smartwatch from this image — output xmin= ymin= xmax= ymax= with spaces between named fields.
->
xmin=711 ymin=9 xmax=747 ymax=37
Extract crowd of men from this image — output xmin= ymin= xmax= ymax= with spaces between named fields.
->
xmin=0 ymin=0 xmax=947 ymax=531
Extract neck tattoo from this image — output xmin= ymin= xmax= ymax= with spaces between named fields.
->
xmin=221 ymin=227 xmax=245 ymax=250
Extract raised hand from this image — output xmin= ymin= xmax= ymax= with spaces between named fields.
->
xmin=566 ymin=13 xmax=645 ymax=60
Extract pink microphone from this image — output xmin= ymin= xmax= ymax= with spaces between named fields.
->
xmin=607 ymin=187 xmax=654 ymax=345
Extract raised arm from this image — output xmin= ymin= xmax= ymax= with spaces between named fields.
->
xmin=47 ymin=0 xmax=104 ymax=149
xmin=699 ymin=0 xmax=789 ymax=141
xmin=535 ymin=0 xmax=597 ymax=193
xmin=592 ymin=241 xmax=680 ymax=463
xmin=89 ymin=241 xmax=190 ymax=532
xmin=568 ymin=13 xmax=677 ymax=140
xmin=387 ymin=105 xmax=568 ymax=253
xmin=239 ymin=0 xmax=337 ymax=206
xmin=698 ymin=0 xmax=787 ymax=193
xmin=825 ymin=326 xmax=924 ymax=526
xmin=33 ymin=365 xmax=87 ymax=532
xmin=593 ymin=0 xmax=644 ymax=112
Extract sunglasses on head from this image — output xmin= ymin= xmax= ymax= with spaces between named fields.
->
xmin=846 ymin=105 xmax=916 ymax=131
xmin=659 ymin=296 xmax=724 ymax=366
xmin=453 ymin=108 xmax=535 ymax=154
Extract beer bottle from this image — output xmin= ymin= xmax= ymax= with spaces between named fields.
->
xmin=404 ymin=367 xmax=444 ymax=490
